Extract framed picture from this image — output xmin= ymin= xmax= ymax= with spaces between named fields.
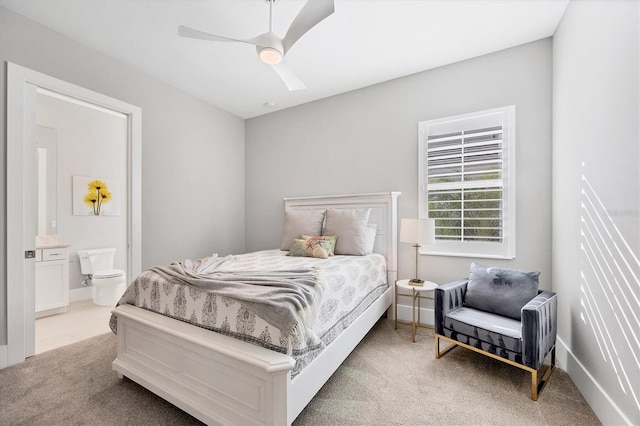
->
xmin=72 ymin=175 xmax=121 ymax=216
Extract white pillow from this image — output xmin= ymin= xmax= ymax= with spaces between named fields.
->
xmin=364 ymin=223 xmax=377 ymax=254
xmin=323 ymin=208 xmax=372 ymax=255
xmin=280 ymin=209 xmax=326 ymax=250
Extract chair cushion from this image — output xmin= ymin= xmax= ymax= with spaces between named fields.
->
xmin=444 ymin=307 xmax=522 ymax=353
xmin=464 ymin=263 xmax=540 ymax=320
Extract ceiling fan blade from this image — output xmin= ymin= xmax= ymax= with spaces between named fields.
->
xmin=271 ymin=63 xmax=306 ymax=91
xmin=178 ymin=25 xmax=255 ymax=45
xmin=282 ymin=0 xmax=334 ymax=53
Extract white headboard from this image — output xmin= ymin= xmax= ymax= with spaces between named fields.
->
xmin=283 ymin=192 xmax=401 ymax=284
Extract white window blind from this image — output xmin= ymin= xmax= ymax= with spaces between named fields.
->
xmin=418 ymin=106 xmax=516 ymax=259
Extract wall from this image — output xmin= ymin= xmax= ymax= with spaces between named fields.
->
xmin=37 ymin=92 xmax=128 ymax=290
xmin=245 ymin=39 xmax=553 ymax=292
xmin=0 ymin=6 xmax=245 ymax=345
xmin=552 ymin=1 xmax=640 ymax=424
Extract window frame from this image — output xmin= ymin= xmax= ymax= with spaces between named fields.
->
xmin=418 ymin=105 xmax=516 ymax=259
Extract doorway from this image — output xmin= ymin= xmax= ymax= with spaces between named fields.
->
xmin=5 ymin=63 xmax=142 ymax=367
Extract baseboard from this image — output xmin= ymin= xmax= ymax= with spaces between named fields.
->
xmin=557 ymin=337 xmax=632 ymax=425
xmin=69 ymin=286 xmax=93 ymax=302
xmin=0 ymin=344 xmax=7 ymax=369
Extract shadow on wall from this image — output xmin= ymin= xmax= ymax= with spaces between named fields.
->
xmin=579 ymin=162 xmax=640 ymax=418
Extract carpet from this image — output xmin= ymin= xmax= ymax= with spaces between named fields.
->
xmin=0 ymin=319 xmax=600 ymax=425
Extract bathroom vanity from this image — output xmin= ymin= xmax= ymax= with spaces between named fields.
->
xmin=35 ymin=243 xmax=70 ymax=318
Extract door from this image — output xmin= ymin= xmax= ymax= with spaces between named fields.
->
xmin=5 ymin=63 xmax=142 ymax=367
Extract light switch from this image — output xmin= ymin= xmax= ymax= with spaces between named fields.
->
xmin=51 ymin=220 xmax=57 ymax=229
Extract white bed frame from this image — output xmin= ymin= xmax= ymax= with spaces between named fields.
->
xmin=112 ymin=192 xmax=400 ymax=425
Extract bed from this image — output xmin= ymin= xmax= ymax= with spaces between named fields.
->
xmin=110 ymin=192 xmax=400 ymax=425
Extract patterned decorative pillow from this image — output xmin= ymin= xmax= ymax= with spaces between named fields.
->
xmin=464 ymin=262 xmax=540 ymax=320
xmin=301 ymin=235 xmax=338 ymax=256
xmin=287 ymin=237 xmax=335 ymax=259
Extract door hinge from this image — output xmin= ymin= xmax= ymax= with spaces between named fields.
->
xmin=25 ymin=250 xmax=36 ymax=259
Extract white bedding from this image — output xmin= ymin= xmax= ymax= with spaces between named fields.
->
xmin=110 ymin=249 xmax=388 ymax=376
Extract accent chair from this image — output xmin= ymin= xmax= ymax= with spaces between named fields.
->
xmin=434 ymin=263 xmax=557 ymax=400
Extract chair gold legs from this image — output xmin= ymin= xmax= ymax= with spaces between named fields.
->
xmin=435 ymin=334 xmax=556 ymax=401
xmin=435 ymin=333 xmax=457 ymax=359
xmin=531 ymin=346 xmax=556 ymax=401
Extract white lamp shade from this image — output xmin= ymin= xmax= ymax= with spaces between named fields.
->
xmin=400 ymin=218 xmax=435 ymax=244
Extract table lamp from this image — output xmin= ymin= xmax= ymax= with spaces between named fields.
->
xmin=400 ymin=218 xmax=434 ymax=285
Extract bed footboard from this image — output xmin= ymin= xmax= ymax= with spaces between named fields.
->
xmin=113 ymin=288 xmax=392 ymax=425
xmin=112 ymin=304 xmax=295 ymax=425
xmin=112 ymin=285 xmax=392 ymax=425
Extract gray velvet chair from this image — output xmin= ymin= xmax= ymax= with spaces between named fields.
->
xmin=434 ymin=264 xmax=557 ymax=401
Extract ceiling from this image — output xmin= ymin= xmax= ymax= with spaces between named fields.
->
xmin=0 ymin=0 xmax=569 ymax=119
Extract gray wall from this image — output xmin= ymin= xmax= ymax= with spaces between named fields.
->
xmin=0 ymin=6 xmax=246 ymax=344
xmin=552 ymin=1 xmax=639 ymax=424
xmin=245 ymin=39 xmax=553 ymax=290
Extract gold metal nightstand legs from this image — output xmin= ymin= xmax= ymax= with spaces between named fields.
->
xmin=412 ymin=287 xmax=418 ymax=342
xmin=395 ymin=282 xmax=433 ymax=342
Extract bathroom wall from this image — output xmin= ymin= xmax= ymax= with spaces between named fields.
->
xmin=36 ymin=91 xmax=128 ymax=291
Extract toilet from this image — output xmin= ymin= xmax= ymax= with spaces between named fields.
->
xmin=77 ymin=248 xmax=127 ymax=306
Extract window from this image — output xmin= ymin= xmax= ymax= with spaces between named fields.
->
xmin=418 ymin=106 xmax=516 ymax=259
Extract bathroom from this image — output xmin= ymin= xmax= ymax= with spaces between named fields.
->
xmin=34 ymin=88 xmax=128 ymax=353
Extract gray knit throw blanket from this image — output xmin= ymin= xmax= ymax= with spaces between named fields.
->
xmin=149 ymin=254 xmax=322 ymax=338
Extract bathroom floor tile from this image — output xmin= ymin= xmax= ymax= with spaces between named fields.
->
xmin=35 ymin=299 xmax=114 ymax=354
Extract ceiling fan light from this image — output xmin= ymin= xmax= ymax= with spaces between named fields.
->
xmin=259 ymin=47 xmax=282 ymax=65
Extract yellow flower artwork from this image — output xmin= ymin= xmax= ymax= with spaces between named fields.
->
xmin=73 ymin=176 xmax=121 ymax=216
xmin=83 ymin=179 xmax=112 ymax=215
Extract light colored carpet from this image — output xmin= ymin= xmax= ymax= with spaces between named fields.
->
xmin=0 ymin=319 xmax=600 ymax=425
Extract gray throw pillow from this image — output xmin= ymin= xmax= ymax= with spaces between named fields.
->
xmin=280 ymin=209 xmax=326 ymax=251
xmin=323 ymin=208 xmax=371 ymax=255
xmin=463 ymin=262 xmax=540 ymax=320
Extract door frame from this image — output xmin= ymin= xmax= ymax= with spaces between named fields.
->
xmin=5 ymin=62 xmax=142 ymax=366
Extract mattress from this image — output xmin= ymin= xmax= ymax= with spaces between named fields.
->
xmin=110 ymin=249 xmax=388 ymax=376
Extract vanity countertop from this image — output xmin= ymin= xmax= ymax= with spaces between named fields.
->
xmin=35 ymin=235 xmax=70 ymax=249
xmin=36 ymin=243 xmax=71 ymax=249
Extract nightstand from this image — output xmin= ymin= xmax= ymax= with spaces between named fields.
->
xmin=395 ymin=279 xmax=438 ymax=342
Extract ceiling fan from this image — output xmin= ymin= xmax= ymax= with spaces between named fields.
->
xmin=178 ymin=0 xmax=335 ymax=91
